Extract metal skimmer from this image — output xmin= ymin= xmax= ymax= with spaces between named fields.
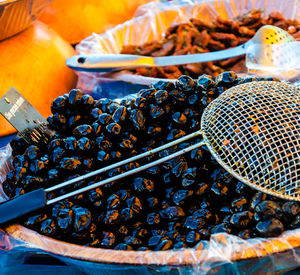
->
xmin=0 ymin=81 xmax=299 ymax=226
xmin=66 ymin=25 xmax=299 ymax=73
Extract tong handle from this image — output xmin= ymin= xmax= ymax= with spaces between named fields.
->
xmin=0 ymin=189 xmax=46 ymax=226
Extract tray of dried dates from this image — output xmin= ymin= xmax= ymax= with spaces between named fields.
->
xmin=75 ymin=0 xmax=300 ymax=98
xmin=0 ymin=71 xmax=299 ymax=274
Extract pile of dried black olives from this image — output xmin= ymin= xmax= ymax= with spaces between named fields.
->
xmin=3 ymin=71 xmax=300 ymax=251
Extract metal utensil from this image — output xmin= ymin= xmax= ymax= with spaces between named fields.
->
xmin=66 ymin=25 xmax=297 ymax=72
xmin=0 ymin=88 xmax=53 ymax=145
xmin=0 ymin=81 xmax=299 ymax=226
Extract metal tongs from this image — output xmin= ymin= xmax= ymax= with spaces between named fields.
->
xmin=66 ymin=25 xmax=300 ymax=73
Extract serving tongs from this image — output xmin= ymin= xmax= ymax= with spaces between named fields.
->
xmin=66 ymin=25 xmax=300 ymax=73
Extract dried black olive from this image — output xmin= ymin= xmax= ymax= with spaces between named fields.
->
xmin=102 ymin=210 xmax=120 ymax=226
xmin=250 ymin=192 xmax=267 ymax=209
xmin=255 ymin=201 xmax=282 ymax=220
xmin=172 ymin=112 xmax=187 ymax=125
xmin=186 ymin=231 xmax=201 ymax=245
xmin=95 ymin=98 xmax=112 ymax=113
xmin=77 ymin=137 xmax=92 ymax=153
xmin=90 ymin=107 xmax=102 ymax=120
xmin=112 ymin=106 xmax=127 ymax=124
xmin=151 ymin=80 xmax=175 ymax=91
xmin=197 ymin=74 xmax=215 ymax=90
xmin=176 ymin=75 xmax=195 ymax=92
xmin=230 ymin=211 xmax=253 ymax=228
xmin=172 ymin=190 xmax=193 ymax=206
xmin=10 ymin=136 xmax=28 ymax=156
xmin=130 ymin=109 xmax=146 ymax=131
xmin=210 ymin=223 xmax=231 ymax=234
xmin=282 ymin=201 xmax=300 ymax=219
xmin=132 ymin=177 xmax=154 ymax=193
xmin=154 ymin=239 xmax=173 ymax=251
xmin=73 ymin=124 xmax=93 ymax=139
xmin=154 ymin=90 xmax=169 ymax=105
xmin=98 ymin=113 xmax=112 ymax=125
xmin=106 ymin=123 xmax=121 ymax=136
xmin=68 ymin=89 xmax=83 ymax=106
xmin=13 ymin=155 xmax=29 ymax=168
xmin=181 ymin=167 xmax=197 ymax=187
xmin=133 ymin=97 xmax=147 ymax=110
xmin=147 ymin=213 xmax=160 ymax=225
xmin=100 ymin=231 xmax=116 ymax=248
xmin=81 ymin=94 xmax=95 ymax=110
xmin=231 ymin=197 xmax=248 ymax=212
xmin=57 ymin=207 xmax=73 ymax=233
xmin=68 ymin=115 xmax=82 ymax=129
xmin=25 ymin=213 xmax=48 ymax=228
xmin=73 ymin=206 xmax=92 ymax=232
xmin=59 ymin=157 xmax=81 ymax=171
xmin=51 ymin=96 xmax=67 ymax=113
xmin=170 ymin=89 xmax=186 ymax=102
xmin=160 ymin=206 xmax=185 ymax=221
xmin=149 ymin=104 xmax=165 ymax=119
xmin=256 ymin=218 xmax=284 ymax=237
xmin=25 ymin=145 xmax=40 ymax=160
xmin=40 ymin=218 xmax=57 ymax=236
xmin=215 ymin=71 xmax=238 ymax=87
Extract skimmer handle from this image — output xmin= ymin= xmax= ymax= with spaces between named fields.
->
xmin=0 ymin=189 xmax=46 ymax=226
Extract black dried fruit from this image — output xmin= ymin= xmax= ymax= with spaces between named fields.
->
xmin=256 ymin=218 xmax=284 ymax=237
xmin=255 ymin=201 xmax=282 ymax=220
xmin=130 ymin=109 xmax=146 ymax=130
xmin=154 ymin=90 xmax=169 ymax=105
xmin=51 ymin=96 xmax=67 ymax=113
xmin=106 ymin=123 xmax=121 ymax=135
xmin=176 ymin=75 xmax=195 ymax=92
xmin=73 ymin=124 xmax=93 ymax=139
xmin=197 ymin=74 xmax=215 ymax=90
xmin=73 ymin=206 xmax=92 ymax=232
xmin=68 ymin=89 xmax=83 ymax=106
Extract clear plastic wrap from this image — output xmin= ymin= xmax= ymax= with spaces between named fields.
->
xmin=0 ymin=141 xmax=300 ymax=274
xmin=75 ymin=0 xmax=300 ymax=98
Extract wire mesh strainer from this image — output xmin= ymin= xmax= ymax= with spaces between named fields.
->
xmin=0 ymin=81 xmax=299 ymax=226
xmin=202 ymin=81 xmax=300 ymax=200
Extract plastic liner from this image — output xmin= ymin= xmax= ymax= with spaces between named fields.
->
xmin=0 ymin=144 xmax=300 ymax=274
xmin=75 ymin=0 xmax=300 ymax=98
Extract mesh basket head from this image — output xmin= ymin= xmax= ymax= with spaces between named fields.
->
xmin=201 ymin=81 xmax=300 ymax=200
xmin=246 ymin=25 xmax=300 ymax=72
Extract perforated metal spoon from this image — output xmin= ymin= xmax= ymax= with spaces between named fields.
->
xmin=66 ymin=25 xmax=298 ymax=72
xmin=0 ymin=81 xmax=299 ymax=226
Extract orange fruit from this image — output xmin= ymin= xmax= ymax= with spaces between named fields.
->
xmin=39 ymin=0 xmax=153 ymax=44
xmin=0 ymin=21 xmax=77 ymax=136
